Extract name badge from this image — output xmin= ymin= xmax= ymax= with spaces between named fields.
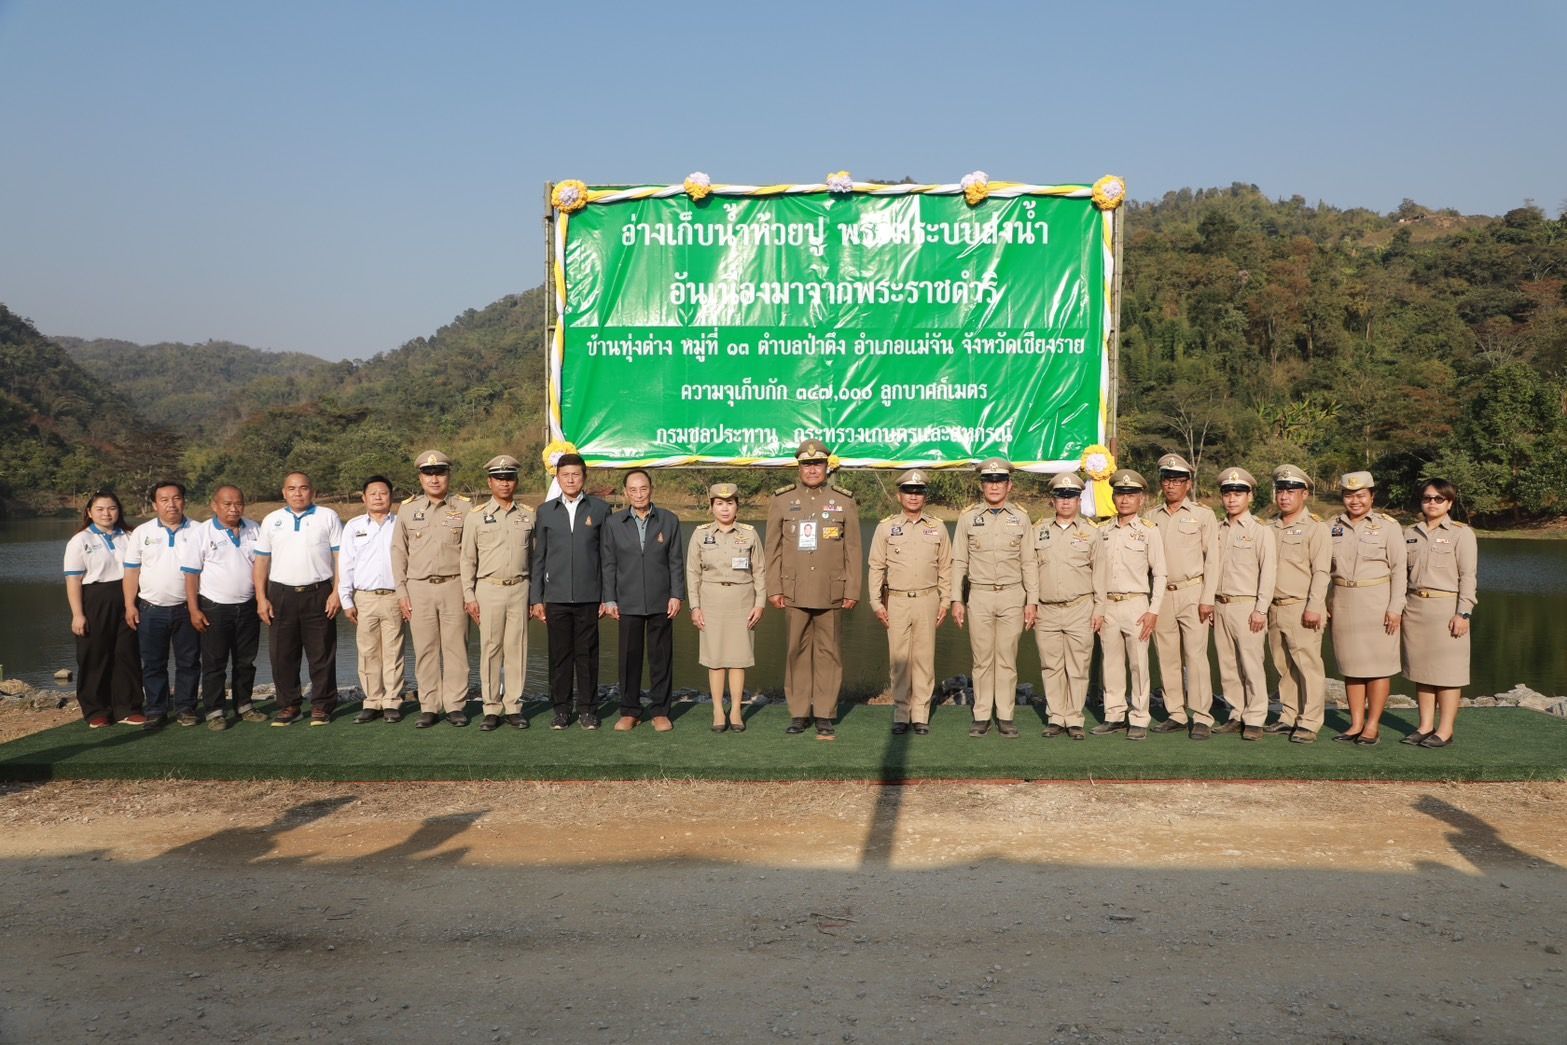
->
xmin=890 ymin=526 xmax=903 ymax=537
xmin=731 ymin=556 xmax=750 ymax=571
xmin=798 ymin=521 xmax=818 ymax=551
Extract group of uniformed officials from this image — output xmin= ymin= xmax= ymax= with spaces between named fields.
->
xmin=65 ymin=439 xmax=1476 ymax=746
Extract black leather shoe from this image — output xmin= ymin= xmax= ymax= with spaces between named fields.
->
xmin=1152 ymin=719 xmax=1187 ymax=734
xmin=1418 ymin=733 xmax=1453 ymax=748
xmin=891 ymin=722 xmax=910 ymax=735
xmin=480 ymin=714 xmax=500 ymax=732
xmin=785 ymin=717 xmax=809 ymax=734
xmin=1400 ymin=729 xmax=1432 ymax=746
xmin=384 ymin=709 xmax=402 ymax=724
xmin=814 ymin=717 xmax=836 ymax=739
xmin=354 ymin=709 xmax=382 ymax=724
xmin=142 ymin=715 xmax=167 ymax=732
xmin=1331 ymin=730 xmax=1362 ymax=743
xmin=446 ymin=711 xmax=469 ymax=727
xmin=1066 ymin=725 xmax=1086 ymax=740
xmin=997 ymin=719 xmax=1020 ymax=738
xmin=968 ymin=720 xmax=991 ymax=737
xmin=415 ymin=712 xmax=439 ymax=729
xmin=506 ymin=713 xmax=528 ymax=729
xmin=580 ymin=713 xmax=600 ymax=731
xmin=1089 ymin=719 xmax=1126 ymax=735
xmin=912 ymin=723 xmax=930 ymax=735
xmin=1042 ymin=723 xmax=1065 ymax=738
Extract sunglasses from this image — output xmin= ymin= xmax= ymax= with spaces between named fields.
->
xmin=1421 ymin=494 xmax=1449 ymax=503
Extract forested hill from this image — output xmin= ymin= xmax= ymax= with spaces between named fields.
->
xmin=7 ymin=185 xmax=1566 ymax=522
xmin=0 ymin=306 xmax=177 ymax=516
xmin=58 ymin=336 xmax=340 ymax=442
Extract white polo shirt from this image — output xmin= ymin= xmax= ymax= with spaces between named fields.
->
xmin=63 ymin=525 xmax=130 ymax=584
xmin=125 ymin=518 xmax=202 ymax=607
xmin=255 ymin=504 xmax=342 ymax=586
xmin=183 ymin=517 xmax=261 ymax=604
xmin=338 ymin=512 xmax=398 ymax=611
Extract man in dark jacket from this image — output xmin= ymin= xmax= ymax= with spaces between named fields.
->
xmin=602 ymin=469 xmax=686 ymax=732
xmin=529 ymin=454 xmax=611 ymax=729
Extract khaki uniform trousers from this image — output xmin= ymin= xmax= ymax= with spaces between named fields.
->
xmin=1034 ymin=596 xmax=1094 ymax=728
xmin=1214 ymin=597 xmax=1269 ymax=726
xmin=784 ymin=605 xmax=843 ymax=719
xmin=408 ymin=577 xmax=469 ymax=714
xmin=1100 ymin=594 xmax=1153 ymax=727
xmin=1268 ymin=602 xmax=1326 ymax=733
xmin=476 ymin=580 xmax=528 ymax=715
xmin=886 ymin=589 xmax=939 ymax=725
xmin=353 ymin=590 xmax=406 ymax=710
xmin=967 ymin=584 xmax=1025 ymax=723
xmin=1152 ymin=582 xmax=1214 ymax=726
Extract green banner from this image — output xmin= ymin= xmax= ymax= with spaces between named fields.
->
xmin=552 ymin=188 xmax=1109 ymax=470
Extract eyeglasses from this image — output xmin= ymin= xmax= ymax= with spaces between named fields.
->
xmin=1421 ymin=495 xmax=1449 ymax=503
xmin=1159 ymin=473 xmax=1190 ymax=483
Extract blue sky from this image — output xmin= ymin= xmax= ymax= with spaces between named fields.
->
xmin=2 ymin=0 xmax=1562 ymax=361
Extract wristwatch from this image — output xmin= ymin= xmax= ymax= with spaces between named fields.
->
xmin=1459 ymin=612 xmax=1471 ymax=620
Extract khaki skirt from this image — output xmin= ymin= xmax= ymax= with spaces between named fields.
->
xmin=1329 ymin=584 xmax=1401 ymax=678
xmin=1402 ymin=593 xmax=1470 ymax=687
xmin=698 ymin=580 xmax=757 ymax=669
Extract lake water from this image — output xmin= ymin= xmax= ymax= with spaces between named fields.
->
xmin=2 ymin=516 xmax=1563 ymax=703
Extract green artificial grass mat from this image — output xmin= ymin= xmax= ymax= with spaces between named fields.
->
xmin=1 ymin=704 xmax=1563 ymax=783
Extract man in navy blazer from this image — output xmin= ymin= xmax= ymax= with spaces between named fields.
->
xmin=602 ymin=469 xmax=686 ymax=732
xmin=528 ymin=454 xmax=611 ymax=729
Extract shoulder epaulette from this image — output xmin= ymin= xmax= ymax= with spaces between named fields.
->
xmin=470 ymin=504 xmax=487 ymax=512
xmin=882 ymin=513 xmax=899 ymax=524
xmin=456 ymin=494 xmax=470 ymax=502
xmin=1308 ymin=511 xmax=1322 ymax=521
xmin=831 ymin=484 xmax=855 ymax=499
xmin=960 ymin=502 xmax=981 ymax=514
xmin=401 ymin=494 xmax=418 ymax=505
xmin=774 ymin=483 xmax=796 ymax=495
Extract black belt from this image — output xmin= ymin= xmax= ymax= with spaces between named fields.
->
xmin=271 ymin=579 xmax=329 ymax=593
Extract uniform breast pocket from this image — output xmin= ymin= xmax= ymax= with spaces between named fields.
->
xmin=1178 ymin=522 xmax=1199 ymax=536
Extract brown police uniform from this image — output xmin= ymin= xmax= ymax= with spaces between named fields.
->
xmin=1328 ymin=509 xmax=1407 ymax=678
xmin=1269 ymin=510 xmax=1332 ymax=733
xmin=1096 ymin=514 xmax=1167 ymax=727
xmin=1212 ymin=505 xmax=1276 ymax=728
xmin=867 ymin=510 xmax=951 ymax=727
xmin=952 ymin=501 xmax=1038 ymax=724
xmin=1401 ymin=517 xmax=1477 ymax=687
xmin=1146 ymin=498 xmax=1220 ymax=726
xmin=764 ymin=481 xmax=862 ymax=719
xmin=686 ymin=521 xmax=767 ymax=668
xmin=1031 ymin=511 xmax=1102 ymax=729
xmin=393 ymin=490 xmax=471 ymax=713
xmin=461 ymin=497 xmax=535 ymax=716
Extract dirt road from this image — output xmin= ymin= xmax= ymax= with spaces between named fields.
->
xmin=2 ymin=707 xmax=1565 ymax=1043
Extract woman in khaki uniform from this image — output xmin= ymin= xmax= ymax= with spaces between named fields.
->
xmin=1401 ymin=478 xmax=1477 ymax=749
xmin=1328 ymin=471 xmax=1407 ymax=745
xmin=686 ymin=484 xmax=766 ymax=732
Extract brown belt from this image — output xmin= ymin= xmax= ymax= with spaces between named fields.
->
xmin=1165 ymin=576 xmax=1202 ymax=592
xmin=1271 ymin=596 xmax=1305 ymax=606
xmin=1214 ymin=594 xmax=1256 ymax=605
xmin=480 ymin=577 xmax=527 ymax=586
xmin=1411 ymin=587 xmax=1458 ymax=599
xmin=355 ymin=588 xmax=397 ymax=596
xmin=1333 ymin=576 xmax=1389 ymax=588
xmin=1105 ymin=592 xmax=1145 ymax=602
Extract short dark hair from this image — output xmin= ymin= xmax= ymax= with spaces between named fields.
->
xmin=556 ymin=453 xmax=586 ymax=472
xmin=362 ymin=474 xmax=394 ymax=495
xmin=150 ymin=479 xmax=186 ymax=501
xmin=80 ymin=489 xmax=126 ymax=532
xmin=623 ymin=468 xmax=652 ymax=487
xmin=1419 ymin=477 xmax=1461 ymax=514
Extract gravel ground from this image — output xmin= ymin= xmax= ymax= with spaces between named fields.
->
xmin=1 ymin=705 xmax=1565 ymax=1043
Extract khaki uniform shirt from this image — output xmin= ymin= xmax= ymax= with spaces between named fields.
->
xmin=460 ymin=498 xmax=536 ymax=603
xmin=392 ymin=493 xmax=470 ymax=597
xmin=1147 ymin=500 xmax=1220 ymax=603
xmin=951 ymin=503 xmax=1039 ymax=602
xmin=1272 ymin=513 xmax=1332 ymax=614
xmin=1330 ymin=511 xmax=1408 ymax=614
xmin=867 ymin=512 xmax=952 ymax=602
xmin=764 ymin=483 xmax=862 ymax=608
xmin=686 ymin=522 xmax=767 ymax=608
xmin=1096 ymin=516 xmax=1168 ymax=613
xmin=1215 ymin=511 xmax=1277 ymax=604
xmin=1405 ymin=518 xmax=1478 ymax=615
xmin=1031 ymin=515 xmax=1103 ymax=609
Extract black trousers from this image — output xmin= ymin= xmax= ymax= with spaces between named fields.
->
xmin=199 ymin=596 xmax=260 ymax=717
xmin=267 ymin=580 xmax=338 ymax=712
xmin=74 ymin=581 xmax=144 ymax=721
xmin=546 ymin=601 xmax=599 ymax=715
xmin=617 ymin=612 xmax=673 ymax=717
